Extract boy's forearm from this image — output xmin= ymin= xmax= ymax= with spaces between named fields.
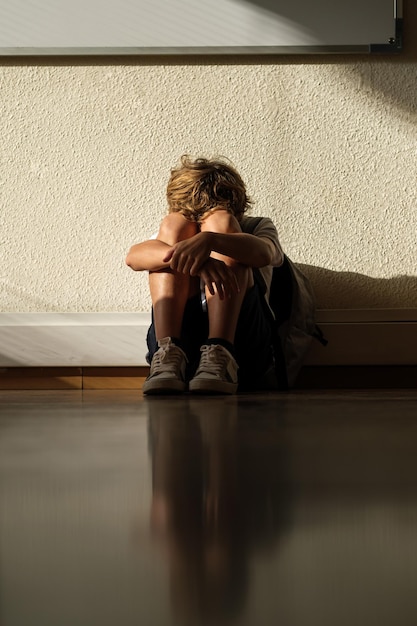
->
xmin=208 ymin=232 xmax=279 ymax=268
xmin=126 ymin=230 xmax=282 ymax=273
xmin=125 ymin=240 xmax=171 ymax=271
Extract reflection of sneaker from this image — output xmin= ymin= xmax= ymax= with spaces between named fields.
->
xmin=189 ymin=344 xmax=238 ymax=395
xmin=142 ymin=337 xmax=187 ymax=395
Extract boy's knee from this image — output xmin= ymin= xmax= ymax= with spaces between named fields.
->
xmin=201 ymin=210 xmax=241 ymax=234
xmin=157 ymin=213 xmax=199 ymax=244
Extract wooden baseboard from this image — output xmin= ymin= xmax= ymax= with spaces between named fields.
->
xmin=0 ymin=367 xmax=149 ymax=390
xmin=296 ymin=366 xmax=417 ymax=389
xmin=0 ymin=367 xmax=83 ymax=390
xmin=0 ymin=366 xmax=415 ymax=390
xmin=83 ymin=367 xmax=149 ymax=389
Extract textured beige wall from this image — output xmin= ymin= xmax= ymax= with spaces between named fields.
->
xmin=1 ymin=5 xmax=417 ymax=313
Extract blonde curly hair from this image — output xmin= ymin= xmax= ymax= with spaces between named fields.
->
xmin=166 ymin=155 xmax=252 ymax=223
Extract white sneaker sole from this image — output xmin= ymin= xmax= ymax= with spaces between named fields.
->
xmin=188 ymin=378 xmax=238 ymax=395
xmin=142 ymin=378 xmax=187 ymax=395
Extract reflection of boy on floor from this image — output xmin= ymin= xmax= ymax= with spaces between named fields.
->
xmin=126 ymin=155 xmax=284 ymax=395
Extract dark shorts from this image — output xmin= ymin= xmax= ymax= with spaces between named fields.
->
xmin=146 ymin=283 xmax=277 ymax=390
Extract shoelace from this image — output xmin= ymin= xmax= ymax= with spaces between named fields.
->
xmin=151 ymin=344 xmax=184 ymax=374
xmin=198 ymin=345 xmax=228 ymax=375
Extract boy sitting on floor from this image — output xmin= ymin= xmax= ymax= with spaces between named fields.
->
xmin=126 ymin=155 xmax=284 ymax=395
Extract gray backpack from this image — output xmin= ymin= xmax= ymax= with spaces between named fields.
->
xmin=246 ymin=218 xmax=327 ymax=389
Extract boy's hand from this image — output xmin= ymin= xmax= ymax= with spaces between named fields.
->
xmin=198 ymin=258 xmax=240 ymax=299
xmin=163 ymin=231 xmax=240 ymax=298
xmin=163 ymin=232 xmax=212 ymax=276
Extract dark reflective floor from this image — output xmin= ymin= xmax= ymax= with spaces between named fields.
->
xmin=1 ymin=389 xmax=417 ymax=626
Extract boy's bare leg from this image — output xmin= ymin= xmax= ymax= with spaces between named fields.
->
xmin=144 ymin=214 xmax=199 ymax=394
xmin=149 ymin=213 xmax=199 ymax=341
xmin=200 ymin=211 xmax=254 ymax=343
xmin=189 ymin=211 xmax=250 ymax=393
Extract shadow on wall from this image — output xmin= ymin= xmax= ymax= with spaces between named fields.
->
xmin=351 ymin=0 xmax=417 ymax=116
xmin=300 ymin=265 xmax=417 ymax=310
xmin=239 ymin=0 xmax=415 ymax=54
xmin=238 ymin=0 xmax=393 ymax=47
xmin=241 ymin=0 xmax=417 ymax=117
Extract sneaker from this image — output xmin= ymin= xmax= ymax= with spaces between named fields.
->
xmin=189 ymin=344 xmax=239 ymax=395
xmin=142 ymin=337 xmax=187 ymax=395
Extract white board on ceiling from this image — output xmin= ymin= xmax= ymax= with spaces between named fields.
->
xmin=0 ymin=0 xmax=402 ymax=55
